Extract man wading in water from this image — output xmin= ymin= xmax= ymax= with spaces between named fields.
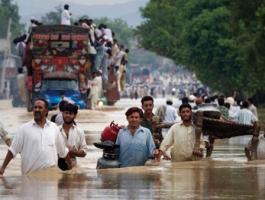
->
xmin=58 ymin=103 xmax=88 ymax=170
xmin=157 ymin=104 xmax=204 ymax=162
xmin=116 ymin=107 xmax=159 ymax=167
xmin=0 ymin=98 xmax=71 ymax=175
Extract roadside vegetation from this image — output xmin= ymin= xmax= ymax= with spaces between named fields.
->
xmin=137 ymin=0 xmax=265 ymax=101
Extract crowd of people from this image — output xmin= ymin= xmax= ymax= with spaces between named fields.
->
xmin=0 ymin=4 xmax=263 ymax=175
xmin=0 ymin=92 xmax=263 ymax=175
xmin=13 ymin=4 xmax=129 ymax=109
xmin=60 ymin=4 xmax=129 ymax=107
xmin=124 ymin=70 xmax=206 ymax=100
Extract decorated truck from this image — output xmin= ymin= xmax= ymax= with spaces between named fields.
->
xmin=22 ymin=25 xmax=91 ymax=111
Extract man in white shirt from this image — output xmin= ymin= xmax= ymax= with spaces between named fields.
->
xmin=236 ymin=101 xmax=258 ymax=125
xmin=157 ymin=104 xmax=204 ymax=162
xmin=225 ymin=97 xmax=240 ymax=121
xmin=61 ymin=4 xmax=71 ymax=25
xmin=101 ymin=24 xmax=113 ymax=43
xmin=58 ymin=103 xmax=87 ymax=170
xmin=0 ymin=98 xmax=70 ymax=175
xmin=159 ymin=99 xmax=180 ymax=138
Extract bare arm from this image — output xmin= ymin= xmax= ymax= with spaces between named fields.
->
xmin=5 ymin=138 xmax=11 ymax=147
xmin=69 ymin=147 xmax=86 ymax=158
xmin=0 ymin=150 xmax=14 ymax=175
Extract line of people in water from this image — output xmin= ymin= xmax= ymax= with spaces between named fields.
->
xmin=0 ymin=93 xmax=263 ymax=175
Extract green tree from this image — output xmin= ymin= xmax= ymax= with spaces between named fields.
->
xmin=41 ymin=5 xmax=62 ymax=25
xmin=137 ymin=0 xmax=265 ymax=97
xmin=0 ymin=0 xmax=24 ymax=38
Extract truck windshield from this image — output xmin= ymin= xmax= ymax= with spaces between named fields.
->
xmin=41 ymin=79 xmax=79 ymax=90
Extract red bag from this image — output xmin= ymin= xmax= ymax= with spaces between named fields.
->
xmin=101 ymin=121 xmax=122 ymax=143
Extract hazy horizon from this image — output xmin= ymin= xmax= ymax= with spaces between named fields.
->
xmin=13 ymin=0 xmax=149 ymax=27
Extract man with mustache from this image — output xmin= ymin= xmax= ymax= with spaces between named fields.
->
xmin=58 ymin=103 xmax=87 ymax=170
xmin=116 ymin=107 xmax=158 ymax=167
xmin=0 ymin=98 xmax=70 ymax=175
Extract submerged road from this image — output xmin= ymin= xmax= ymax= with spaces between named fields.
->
xmin=0 ymin=98 xmax=265 ymax=199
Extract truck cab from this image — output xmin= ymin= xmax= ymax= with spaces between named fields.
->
xmin=39 ymin=79 xmax=86 ymax=109
xmin=25 ymin=25 xmax=90 ymax=111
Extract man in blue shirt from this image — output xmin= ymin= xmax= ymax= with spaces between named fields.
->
xmin=116 ymin=107 xmax=158 ymax=167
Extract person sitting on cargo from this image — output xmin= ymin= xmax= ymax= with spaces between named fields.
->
xmin=13 ymin=34 xmax=27 ymax=59
xmin=115 ymin=107 xmax=158 ymax=167
xmin=58 ymin=103 xmax=87 ymax=170
xmin=61 ymin=4 xmax=71 ymax=25
xmin=100 ymin=24 xmax=113 ymax=43
xmin=25 ymin=17 xmax=42 ymax=43
xmin=0 ymin=121 xmax=11 ymax=146
xmin=157 ymin=104 xmax=204 ymax=162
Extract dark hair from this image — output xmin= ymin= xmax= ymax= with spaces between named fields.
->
xmin=64 ymin=4 xmax=69 ymax=10
xmin=204 ymin=97 xmax=211 ymax=103
xmin=179 ymin=103 xmax=192 ymax=112
xmin=106 ymin=48 xmax=112 ymax=56
xmin=125 ymin=107 xmax=143 ymax=118
xmin=166 ymin=99 xmax=173 ymax=105
xmin=242 ymin=101 xmax=249 ymax=109
xmin=98 ymin=23 xmax=104 ymax=29
xmin=105 ymin=41 xmax=112 ymax=48
xmin=141 ymin=96 xmax=154 ymax=105
xmin=247 ymin=97 xmax=254 ymax=104
xmin=224 ymin=102 xmax=230 ymax=109
xmin=218 ymin=96 xmax=225 ymax=106
xmin=181 ymin=97 xmax=189 ymax=104
xmin=59 ymin=100 xmax=69 ymax=112
xmin=34 ymin=98 xmax=49 ymax=109
xmin=63 ymin=103 xmax=78 ymax=114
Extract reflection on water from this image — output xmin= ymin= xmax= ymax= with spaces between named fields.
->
xmin=1 ymin=143 xmax=265 ymax=199
xmin=1 ymin=161 xmax=265 ymax=199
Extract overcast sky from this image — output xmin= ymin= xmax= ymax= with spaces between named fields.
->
xmin=58 ymin=0 xmax=136 ymax=5
xmin=14 ymin=0 xmax=138 ymax=6
xmin=13 ymin=0 xmax=148 ymax=27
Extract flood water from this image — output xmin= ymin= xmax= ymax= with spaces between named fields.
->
xmin=1 ymin=98 xmax=265 ymax=199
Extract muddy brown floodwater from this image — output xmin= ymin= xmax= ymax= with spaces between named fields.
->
xmin=0 ymin=98 xmax=265 ymax=199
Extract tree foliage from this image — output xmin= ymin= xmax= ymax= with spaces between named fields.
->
xmin=0 ymin=0 xmax=24 ymax=38
xmin=137 ymin=0 xmax=265 ymax=96
xmin=41 ymin=5 xmax=62 ymax=25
